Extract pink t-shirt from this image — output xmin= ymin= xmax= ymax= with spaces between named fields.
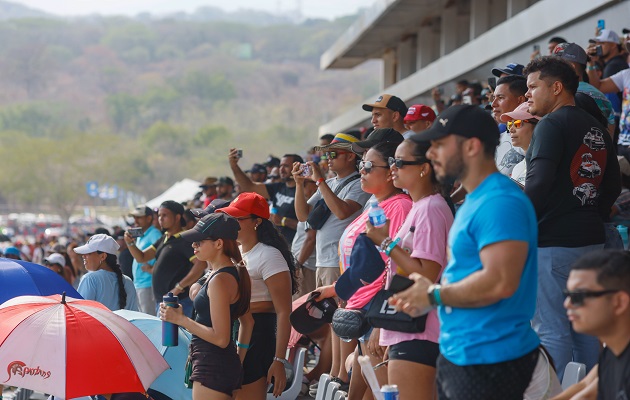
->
xmin=379 ymin=193 xmax=453 ymax=346
xmin=339 ymin=193 xmax=412 ymax=310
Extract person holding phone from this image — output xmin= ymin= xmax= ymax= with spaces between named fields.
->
xmin=160 ymin=213 xmax=253 ymax=400
xmin=364 ymin=137 xmax=453 ymax=400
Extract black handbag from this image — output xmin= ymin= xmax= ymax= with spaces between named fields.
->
xmin=306 ymin=175 xmax=360 ymax=230
xmin=331 ymin=308 xmax=370 ymax=340
xmin=366 ymin=289 xmax=428 ymax=333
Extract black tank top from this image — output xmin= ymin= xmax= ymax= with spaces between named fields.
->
xmin=193 ymin=266 xmax=240 ymax=328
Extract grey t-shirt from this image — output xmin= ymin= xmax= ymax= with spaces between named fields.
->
xmin=307 ymin=172 xmax=371 ymax=267
xmin=291 ymin=221 xmax=317 ymax=270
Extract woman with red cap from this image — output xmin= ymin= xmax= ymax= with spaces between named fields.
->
xmin=218 ymin=192 xmax=297 ymax=400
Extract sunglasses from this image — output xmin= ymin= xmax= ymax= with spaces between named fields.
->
xmin=234 ymin=215 xmax=254 ymax=221
xmin=562 ymin=289 xmax=619 ymax=307
xmin=359 ymin=160 xmax=390 ymax=174
xmin=324 ymin=151 xmax=350 ymax=160
xmin=192 ymin=239 xmax=213 ymax=247
xmin=387 ymin=157 xmax=427 ymax=169
xmin=507 ymin=119 xmax=537 ymax=130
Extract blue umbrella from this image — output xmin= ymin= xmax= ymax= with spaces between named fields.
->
xmin=0 ymin=259 xmax=82 ymax=304
xmin=115 ymin=309 xmax=192 ymax=400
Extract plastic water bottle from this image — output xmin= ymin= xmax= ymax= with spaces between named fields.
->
xmin=162 ymin=292 xmax=179 ymax=346
xmin=617 ymin=225 xmax=629 ymax=250
xmin=380 ymin=384 xmax=399 ymax=400
xmin=368 ymin=199 xmax=387 ymax=228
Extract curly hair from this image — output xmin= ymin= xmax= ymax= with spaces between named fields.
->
xmin=523 ymin=56 xmax=579 ymax=95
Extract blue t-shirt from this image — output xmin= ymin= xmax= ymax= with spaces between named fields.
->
xmin=439 ymin=173 xmax=540 ymax=365
xmin=78 ymin=269 xmax=139 ymax=311
xmin=132 ymin=225 xmax=162 ymax=289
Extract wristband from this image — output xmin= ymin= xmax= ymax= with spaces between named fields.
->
xmin=175 ymin=282 xmax=185 ymax=291
xmin=236 ymin=341 xmax=250 ymax=349
xmin=379 ymin=237 xmax=393 ymax=252
xmin=281 ymin=217 xmax=287 ymax=227
xmin=273 ymin=356 xmax=288 ymax=365
xmin=427 ymin=284 xmax=443 ymax=307
xmin=127 ymin=241 xmax=136 ymax=247
xmin=383 ymin=237 xmax=400 ymax=257
xmin=315 ymin=178 xmax=325 ymax=186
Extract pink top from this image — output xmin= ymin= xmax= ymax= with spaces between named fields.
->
xmin=338 ymin=193 xmax=412 ymax=310
xmin=379 ymin=193 xmax=453 ymax=346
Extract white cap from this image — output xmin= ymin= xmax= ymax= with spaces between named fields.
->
xmin=591 ymin=29 xmax=620 ymax=44
xmin=73 ymin=234 xmax=120 ymax=255
xmin=44 ymin=253 xmax=66 ymax=267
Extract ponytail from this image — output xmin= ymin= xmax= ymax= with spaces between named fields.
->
xmin=100 ymin=251 xmax=127 ymax=310
xmin=222 ymin=239 xmax=251 ymax=318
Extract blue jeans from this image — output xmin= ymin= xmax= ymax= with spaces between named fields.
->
xmin=603 ymin=222 xmax=624 ymax=249
xmin=155 ymin=297 xmax=194 ymax=318
xmin=532 ymin=245 xmax=602 ymax=379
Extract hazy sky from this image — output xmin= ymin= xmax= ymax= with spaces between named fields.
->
xmin=12 ymin=0 xmax=371 ymax=19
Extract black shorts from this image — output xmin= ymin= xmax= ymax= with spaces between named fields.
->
xmin=436 ymin=347 xmax=538 ymax=400
xmin=388 ymin=339 xmax=440 ymax=368
xmin=190 ymin=338 xmax=243 ymax=395
xmin=242 ymin=313 xmax=277 ymax=385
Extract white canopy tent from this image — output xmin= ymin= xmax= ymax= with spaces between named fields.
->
xmin=146 ymin=178 xmax=201 ymax=209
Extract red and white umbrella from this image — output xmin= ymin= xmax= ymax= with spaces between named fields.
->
xmin=0 ymin=294 xmax=169 ymax=399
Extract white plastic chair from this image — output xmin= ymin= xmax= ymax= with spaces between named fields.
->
xmin=333 ymin=390 xmax=348 ymax=400
xmin=267 ymin=346 xmax=307 ymax=400
xmin=323 ymin=381 xmax=340 ymax=400
xmin=561 ymin=362 xmax=586 ymax=390
xmin=314 ymin=373 xmax=332 ymax=400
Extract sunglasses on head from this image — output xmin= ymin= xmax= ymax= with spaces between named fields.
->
xmin=324 ymin=151 xmax=350 ymax=160
xmin=507 ymin=119 xmax=537 ymax=130
xmin=359 ymin=160 xmax=390 ymax=174
xmin=562 ymin=289 xmax=619 ymax=307
xmin=387 ymin=157 xmax=427 ymax=169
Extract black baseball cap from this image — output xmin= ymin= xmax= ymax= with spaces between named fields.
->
xmin=190 ymin=199 xmax=231 ymax=219
xmin=160 ymin=200 xmax=185 ymax=216
xmin=350 ymin=128 xmax=404 ymax=153
xmin=290 ymin=292 xmax=338 ymax=335
xmin=335 ymin=234 xmax=386 ymax=301
xmin=180 ymin=213 xmax=240 ymax=242
xmin=246 ymin=163 xmax=267 ymax=174
xmin=217 ymin=176 xmax=234 ymax=186
xmin=491 ymin=63 xmax=524 ymax=77
xmin=411 ymin=105 xmax=500 ymax=146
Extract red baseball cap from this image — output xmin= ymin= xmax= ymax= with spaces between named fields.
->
xmin=218 ymin=192 xmax=270 ymax=219
xmin=404 ymin=104 xmax=436 ymax=123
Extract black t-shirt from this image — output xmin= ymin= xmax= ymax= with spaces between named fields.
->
xmin=150 ymin=233 xmax=196 ymax=301
xmin=266 ymin=182 xmax=297 ymax=243
xmin=598 ymin=343 xmax=630 ymax=400
xmin=118 ymin=248 xmax=134 ymax=280
xmin=525 ymin=106 xmax=621 ymax=247
xmin=603 ymin=54 xmax=629 ymax=79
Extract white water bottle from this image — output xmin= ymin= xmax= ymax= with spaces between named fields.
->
xmin=368 ymin=199 xmax=387 ymax=228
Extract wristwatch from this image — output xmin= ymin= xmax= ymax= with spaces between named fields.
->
xmin=427 ymin=284 xmax=443 ymax=307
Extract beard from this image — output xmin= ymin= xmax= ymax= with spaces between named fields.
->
xmin=436 ymin=150 xmax=466 ymax=186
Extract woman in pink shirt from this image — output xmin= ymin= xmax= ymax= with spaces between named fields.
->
xmin=366 ymin=138 xmax=453 ymax=400
xmin=316 ymin=141 xmax=412 ymax=395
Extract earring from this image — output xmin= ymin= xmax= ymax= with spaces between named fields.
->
xmin=254 ymin=225 xmax=258 ymax=231
xmin=420 ymin=172 xmax=424 ymax=178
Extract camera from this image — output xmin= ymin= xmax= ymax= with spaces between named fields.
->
xmin=236 ymin=149 xmax=243 ymax=159
xmin=595 ymin=45 xmax=604 ymax=57
xmin=128 ymin=227 xmax=143 ymax=238
xmin=301 ymin=163 xmax=311 ymax=177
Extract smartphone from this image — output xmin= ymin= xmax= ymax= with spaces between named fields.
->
xmin=389 ymin=274 xmax=414 ymax=293
xmin=128 ymin=227 xmax=143 ymax=238
xmin=301 ymin=163 xmax=311 ymax=177
xmin=596 ymin=45 xmax=604 ymax=57
xmin=487 ymin=77 xmax=497 ymax=90
xmin=597 ymin=19 xmax=605 ymax=35
xmin=533 ymin=44 xmax=540 ymax=52
xmin=236 ymin=149 xmax=243 ymax=159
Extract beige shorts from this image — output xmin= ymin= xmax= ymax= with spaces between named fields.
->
xmin=316 ymin=266 xmax=341 ymax=287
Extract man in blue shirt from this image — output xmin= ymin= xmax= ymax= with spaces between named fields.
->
xmin=391 ymin=105 xmax=540 ymax=399
xmin=127 ymin=205 xmax=162 ymax=315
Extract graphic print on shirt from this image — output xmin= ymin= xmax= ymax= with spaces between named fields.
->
xmin=570 ymin=127 xmax=608 ymax=206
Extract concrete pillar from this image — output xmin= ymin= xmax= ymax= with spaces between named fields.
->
xmin=489 ymin=0 xmax=507 ymax=28
xmin=457 ymin=14 xmax=471 ymax=47
xmin=383 ymin=48 xmax=397 ymax=88
xmin=416 ymin=25 xmax=439 ymax=68
xmin=397 ymin=35 xmax=417 ymax=80
xmin=470 ymin=0 xmax=490 ymax=39
xmin=507 ymin=0 xmax=528 ymax=17
xmin=440 ymin=6 xmax=458 ymax=56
